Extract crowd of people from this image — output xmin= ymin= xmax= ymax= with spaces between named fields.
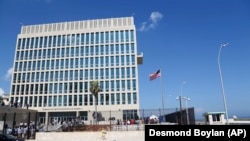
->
xmin=4 ymin=122 xmax=36 ymax=139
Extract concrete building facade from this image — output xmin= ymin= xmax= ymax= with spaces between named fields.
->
xmin=10 ymin=17 xmax=143 ymax=125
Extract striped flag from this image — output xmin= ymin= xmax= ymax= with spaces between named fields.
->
xmin=149 ymin=69 xmax=161 ymax=81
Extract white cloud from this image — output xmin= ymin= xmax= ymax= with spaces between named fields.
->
xmin=4 ymin=67 xmax=13 ymax=80
xmin=139 ymin=11 xmax=163 ymax=32
xmin=0 ymin=88 xmax=4 ymax=96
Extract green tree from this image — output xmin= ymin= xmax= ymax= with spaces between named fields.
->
xmin=89 ymin=81 xmax=102 ymax=124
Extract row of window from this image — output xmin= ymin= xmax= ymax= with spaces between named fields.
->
xmin=17 ymin=30 xmax=135 ymax=49
xmin=11 ymin=80 xmax=137 ymax=95
xmin=10 ymin=92 xmax=137 ymax=107
xmin=16 ymin=43 xmax=135 ymax=60
xmin=12 ymin=67 xmax=137 ymax=83
xmin=14 ymin=55 xmax=136 ymax=72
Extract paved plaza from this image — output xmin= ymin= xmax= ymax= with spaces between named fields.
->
xmin=32 ymin=131 xmax=144 ymax=141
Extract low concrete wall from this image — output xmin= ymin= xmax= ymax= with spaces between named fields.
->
xmin=34 ymin=131 xmax=144 ymax=141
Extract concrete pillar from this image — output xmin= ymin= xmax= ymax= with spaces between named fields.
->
xmin=45 ymin=112 xmax=49 ymax=131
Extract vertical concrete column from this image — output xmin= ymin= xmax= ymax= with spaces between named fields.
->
xmin=76 ymin=111 xmax=79 ymax=117
xmin=45 ymin=112 xmax=49 ymax=131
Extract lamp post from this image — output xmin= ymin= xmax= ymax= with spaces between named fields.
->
xmin=179 ymin=81 xmax=187 ymax=124
xmin=218 ymin=43 xmax=229 ymax=124
xmin=183 ymin=97 xmax=191 ymax=125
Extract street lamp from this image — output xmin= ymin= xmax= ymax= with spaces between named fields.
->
xmin=179 ymin=81 xmax=187 ymax=124
xmin=218 ymin=43 xmax=229 ymax=124
xmin=183 ymin=97 xmax=191 ymax=125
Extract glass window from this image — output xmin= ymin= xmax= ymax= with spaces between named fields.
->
xmin=100 ymin=32 xmax=104 ymax=43
xmin=53 ymin=36 xmax=57 ymax=47
xmin=105 ymin=45 xmax=109 ymax=55
xmin=71 ymin=34 xmax=75 ymax=45
xmin=30 ymin=37 xmax=34 ymax=49
xmin=64 ymin=95 xmax=67 ymax=106
xmin=111 ymin=80 xmax=114 ymax=91
xmin=90 ymin=46 xmax=94 ymax=55
xmin=95 ymin=32 xmax=99 ymax=44
xmin=67 ymin=34 xmax=70 ymax=46
xmin=74 ymin=95 xmax=77 ymax=106
xmin=105 ymin=56 xmax=109 ymax=67
xmin=65 ymin=70 xmax=68 ymax=81
xmin=116 ymin=80 xmax=120 ymax=91
xmin=133 ymin=93 xmax=137 ymax=104
xmin=44 ymin=36 xmax=48 ymax=47
xmin=122 ymin=80 xmax=125 ymax=91
xmin=122 ymin=93 xmax=126 ymax=104
xmin=85 ymin=58 xmax=89 ymax=68
xmin=130 ymin=30 xmax=134 ymax=42
xmin=54 ymin=83 xmax=58 ymax=94
xmin=90 ymin=57 xmax=94 ymax=67
xmin=28 ymin=50 xmax=32 ymax=59
xmin=84 ymin=70 xmax=88 ymax=80
xmin=81 ymin=33 xmax=84 ymax=45
xmin=76 ymin=47 xmax=79 ymax=56
xmin=62 ymin=35 xmax=66 ymax=46
xmin=126 ymin=67 xmax=130 ymax=78
xmin=110 ymin=31 xmax=114 ymax=43
xmin=48 ymin=36 xmax=52 ymax=47
xmin=111 ymin=94 xmax=115 ymax=105
xmin=128 ymin=93 xmax=131 ymax=104
xmin=105 ymin=94 xmax=109 ymax=105
xmin=84 ymin=94 xmax=88 ymax=105
xmin=58 ymin=95 xmax=62 ymax=106
xmin=116 ymin=93 xmax=120 ymax=105
xmin=75 ymin=70 xmax=78 ymax=80
xmin=75 ymin=58 xmax=79 ymax=68
xmin=35 ymin=37 xmax=39 ymax=48
xmin=80 ymin=46 xmax=84 ymax=55
xmin=79 ymin=95 xmax=82 ymax=106
xmin=105 ymin=80 xmax=109 ymax=92
xmin=57 ymin=35 xmax=61 ymax=46
xmin=100 ymin=57 xmax=104 ymax=67
xmin=69 ymin=95 xmax=72 ymax=106
xmin=17 ymin=38 xmax=21 ymax=49
xmin=100 ymin=45 xmax=104 ymax=55
xmin=127 ymin=80 xmax=131 ymax=90
xmin=64 ymin=82 xmax=68 ymax=93
xmin=131 ymin=43 xmax=135 ymax=53
xmin=121 ymin=44 xmax=124 ymax=53
xmin=105 ymin=68 xmax=109 ymax=79
xmin=120 ymin=30 xmax=124 ymax=43
xmin=100 ymin=69 xmax=104 ymax=79
xmin=86 ymin=33 xmax=89 ymax=44
xmin=76 ymin=34 xmax=80 ymax=45
xmin=90 ymin=33 xmax=94 ymax=44
xmin=105 ymin=32 xmax=109 ymax=43
xmin=95 ymin=69 xmax=98 ymax=79
xmin=85 ymin=46 xmax=89 ymax=56
xmin=121 ymin=67 xmax=125 ymax=78
xmin=100 ymin=94 xmax=104 ymax=105
xmin=115 ymin=31 xmax=119 ymax=43
xmin=125 ymin=30 xmax=129 ymax=42
xmin=110 ymin=45 xmax=114 ymax=54
xmin=70 ymin=70 xmax=73 ymax=80
xmin=95 ymin=57 xmax=99 ymax=67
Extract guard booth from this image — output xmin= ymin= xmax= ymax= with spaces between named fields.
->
xmin=203 ymin=112 xmax=226 ymax=125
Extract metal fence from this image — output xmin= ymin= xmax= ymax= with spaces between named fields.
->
xmin=0 ymin=106 xmax=38 ymax=139
xmin=0 ymin=106 xmax=196 ymax=135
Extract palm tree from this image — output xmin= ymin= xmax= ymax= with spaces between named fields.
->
xmin=89 ymin=80 xmax=102 ymax=124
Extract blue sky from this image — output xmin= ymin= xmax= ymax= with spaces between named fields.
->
xmin=0 ymin=0 xmax=250 ymax=120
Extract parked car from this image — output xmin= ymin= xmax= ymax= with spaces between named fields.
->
xmin=0 ymin=134 xmax=25 ymax=141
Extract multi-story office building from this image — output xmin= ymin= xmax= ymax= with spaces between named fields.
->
xmin=10 ymin=17 xmax=143 ymax=125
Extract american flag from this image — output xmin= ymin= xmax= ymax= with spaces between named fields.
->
xmin=149 ymin=69 xmax=161 ymax=80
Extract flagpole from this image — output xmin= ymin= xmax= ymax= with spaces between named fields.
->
xmin=160 ymin=69 xmax=164 ymax=116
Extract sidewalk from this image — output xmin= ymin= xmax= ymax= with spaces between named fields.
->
xmin=32 ymin=131 xmax=145 ymax=141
